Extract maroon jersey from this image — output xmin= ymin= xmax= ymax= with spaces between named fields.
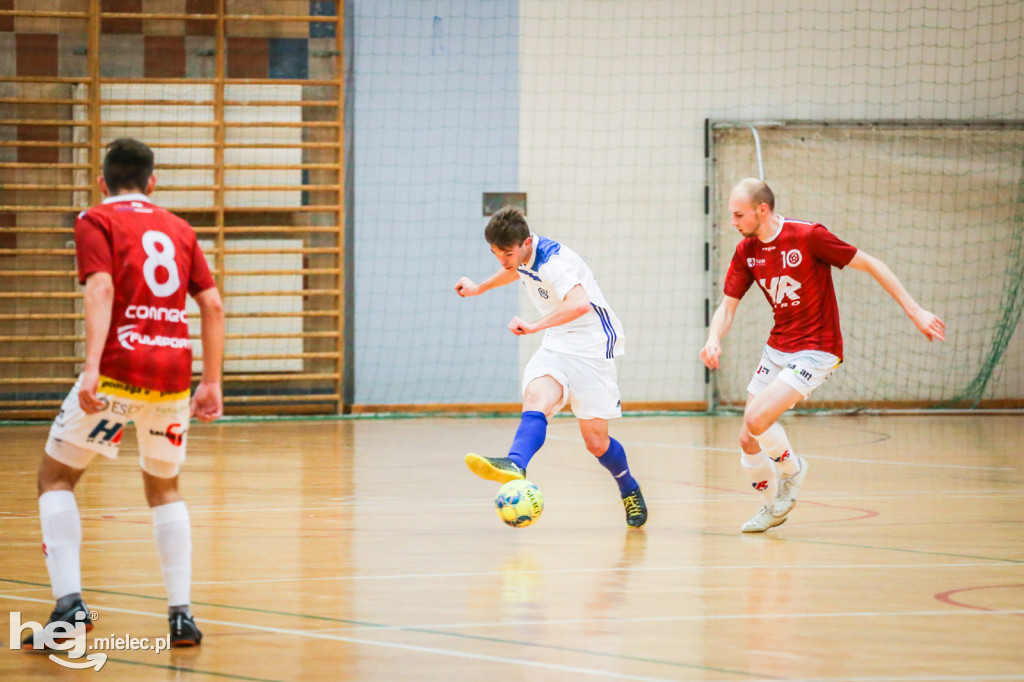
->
xmin=75 ymin=194 xmax=216 ymax=392
xmin=724 ymin=217 xmax=858 ymax=359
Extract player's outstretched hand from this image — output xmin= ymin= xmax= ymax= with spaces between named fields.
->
xmin=77 ymin=368 xmax=105 ymax=414
xmin=912 ymin=309 xmax=946 ymax=341
xmin=454 ymin=277 xmax=479 ymax=297
xmin=191 ymin=380 xmax=223 ymax=423
xmin=508 ymin=316 xmax=534 ymax=336
xmin=700 ymin=340 xmax=722 ymax=370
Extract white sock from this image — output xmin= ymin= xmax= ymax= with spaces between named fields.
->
xmin=754 ymin=423 xmax=799 ymax=478
xmin=152 ymin=501 xmax=192 ymax=608
xmin=741 ymin=450 xmax=777 ymax=505
xmin=39 ymin=490 xmax=82 ymax=600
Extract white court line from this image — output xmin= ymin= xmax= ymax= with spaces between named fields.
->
xmin=4 ymin=593 xmax=1020 ymax=680
xmin=2 ymin=485 xmax=1020 ymax=525
xmin=545 ymin=432 xmax=1017 ymax=471
xmin=3 ymin=561 xmax=1011 ymax=592
xmin=329 ymin=607 xmax=1024 ymax=633
xmin=0 ymin=593 xmax=682 ymax=682
xmin=823 ymin=671 xmax=1024 ymax=675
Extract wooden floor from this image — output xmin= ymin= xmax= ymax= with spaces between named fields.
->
xmin=0 ymin=414 xmax=1022 ymax=681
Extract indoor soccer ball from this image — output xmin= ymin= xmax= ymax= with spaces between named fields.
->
xmin=494 ymin=479 xmax=544 ymax=528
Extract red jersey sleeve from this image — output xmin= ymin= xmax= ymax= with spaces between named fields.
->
xmin=808 ymin=224 xmax=858 ymax=268
xmin=73 ymin=210 xmax=114 ymax=284
xmin=723 ymin=243 xmax=755 ymax=298
xmin=188 ymin=240 xmax=216 ymax=296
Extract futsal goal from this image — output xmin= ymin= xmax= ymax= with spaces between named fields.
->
xmin=707 ymin=120 xmax=1024 ymax=410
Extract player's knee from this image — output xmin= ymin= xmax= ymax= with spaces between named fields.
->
xmin=38 ymin=445 xmax=90 ymax=494
xmin=141 ymin=458 xmax=182 ymax=507
xmin=743 ymin=411 xmax=771 ymax=438
xmin=585 ymin=435 xmax=609 ymax=456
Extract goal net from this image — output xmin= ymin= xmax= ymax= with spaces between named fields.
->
xmin=710 ymin=121 xmax=1024 ymax=409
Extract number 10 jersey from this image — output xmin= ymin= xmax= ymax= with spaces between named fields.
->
xmin=74 ymin=194 xmax=216 ymax=392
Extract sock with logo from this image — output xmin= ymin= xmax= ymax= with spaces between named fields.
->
xmin=152 ymin=501 xmax=192 ymax=608
xmin=754 ymin=423 xmax=798 ymax=477
xmin=596 ymin=437 xmax=638 ymax=496
xmin=741 ymin=450 xmax=777 ymax=505
xmin=507 ymin=411 xmax=547 ymax=471
xmin=39 ymin=490 xmax=83 ymax=601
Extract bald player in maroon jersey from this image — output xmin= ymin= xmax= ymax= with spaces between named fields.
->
xmin=701 ymin=178 xmax=945 ymax=533
xmin=22 ymin=139 xmax=223 ymax=651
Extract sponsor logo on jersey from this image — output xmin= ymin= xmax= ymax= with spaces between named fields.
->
xmin=538 ymin=288 xmax=549 ymax=299
xmin=756 ymin=365 xmax=771 ymax=375
xmin=117 ymin=324 xmax=192 ymax=351
xmin=753 ymin=480 xmax=769 ymax=491
xmin=99 ymin=378 xmax=147 ymax=396
xmin=149 ymin=423 xmax=186 ymax=447
xmin=747 ymin=257 xmax=766 ymax=268
xmin=86 ymin=419 xmax=124 ymax=445
xmin=758 ymin=275 xmax=802 ymax=308
xmin=126 ymin=305 xmax=188 ymax=323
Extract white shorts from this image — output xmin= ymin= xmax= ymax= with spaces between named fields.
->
xmin=746 ymin=345 xmax=841 ymax=398
xmin=47 ymin=375 xmax=191 ymax=472
xmin=522 ymin=347 xmax=622 ymax=420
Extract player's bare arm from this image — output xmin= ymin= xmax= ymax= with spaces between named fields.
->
xmin=454 ymin=267 xmax=519 ymax=298
xmin=847 ymin=251 xmax=946 ymax=341
xmin=79 ymin=271 xmax=114 ymax=413
xmin=509 ymin=284 xmax=590 ymax=336
xmin=191 ymin=286 xmax=225 ymax=422
xmin=701 ymin=296 xmax=741 ymax=370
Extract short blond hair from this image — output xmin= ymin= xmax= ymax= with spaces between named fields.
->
xmin=732 ymin=178 xmax=775 ymax=211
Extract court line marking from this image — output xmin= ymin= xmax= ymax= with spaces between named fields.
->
xmin=0 ymin=593 xmax=763 ymax=681
xmin=1 ymin=486 xmax=1021 ymax=526
xmin=285 ymin=605 xmax=1024 ymax=633
xmin=827 ymin=671 xmax=1024 ymax=675
xmin=934 ymin=583 xmax=1024 ymax=614
xmin=0 ymin=561 xmax=1002 ymax=592
xmin=4 ymin=590 xmax=1020 ymax=680
xmin=694 ymin=530 xmax=1024 ymax=565
xmin=96 ymin=657 xmax=285 ymax=682
xmin=546 ymin=433 xmax=1016 ymax=471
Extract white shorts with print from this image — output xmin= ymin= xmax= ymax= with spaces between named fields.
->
xmin=47 ymin=375 xmax=191 ymax=468
xmin=522 ymin=347 xmax=622 ymax=420
xmin=746 ymin=345 xmax=841 ymax=398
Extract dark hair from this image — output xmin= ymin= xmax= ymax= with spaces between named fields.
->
xmin=484 ymin=206 xmax=530 ymax=249
xmin=102 ymin=138 xmax=154 ymax=193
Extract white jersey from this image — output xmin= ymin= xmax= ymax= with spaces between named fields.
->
xmin=516 ymin=233 xmax=625 ymax=359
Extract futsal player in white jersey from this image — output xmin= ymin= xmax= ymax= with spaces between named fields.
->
xmin=702 ymin=179 xmax=945 ymax=533
xmin=455 ymin=206 xmax=647 ymax=527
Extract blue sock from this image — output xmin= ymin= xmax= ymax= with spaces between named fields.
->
xmin=507 ymin=411 xmax=547 ymax=470
xmin=597 ymin=437 xmax=638 ymax=496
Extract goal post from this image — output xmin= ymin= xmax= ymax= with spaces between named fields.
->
xmin=707 ymin=120 xmax=1024 ymax=410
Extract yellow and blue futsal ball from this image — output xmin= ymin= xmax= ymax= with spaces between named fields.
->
xmin=494 ymin=479 xmax=544 ymax=528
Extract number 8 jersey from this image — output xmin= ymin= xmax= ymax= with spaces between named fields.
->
xmin=74 ymin=193 xmax=216 ymax=393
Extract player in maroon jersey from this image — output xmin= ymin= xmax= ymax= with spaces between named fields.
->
xmin=701 ymin=178 xmax=945 ymax=533
xmin=22 ymin=139 xmax=224 ymax=650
